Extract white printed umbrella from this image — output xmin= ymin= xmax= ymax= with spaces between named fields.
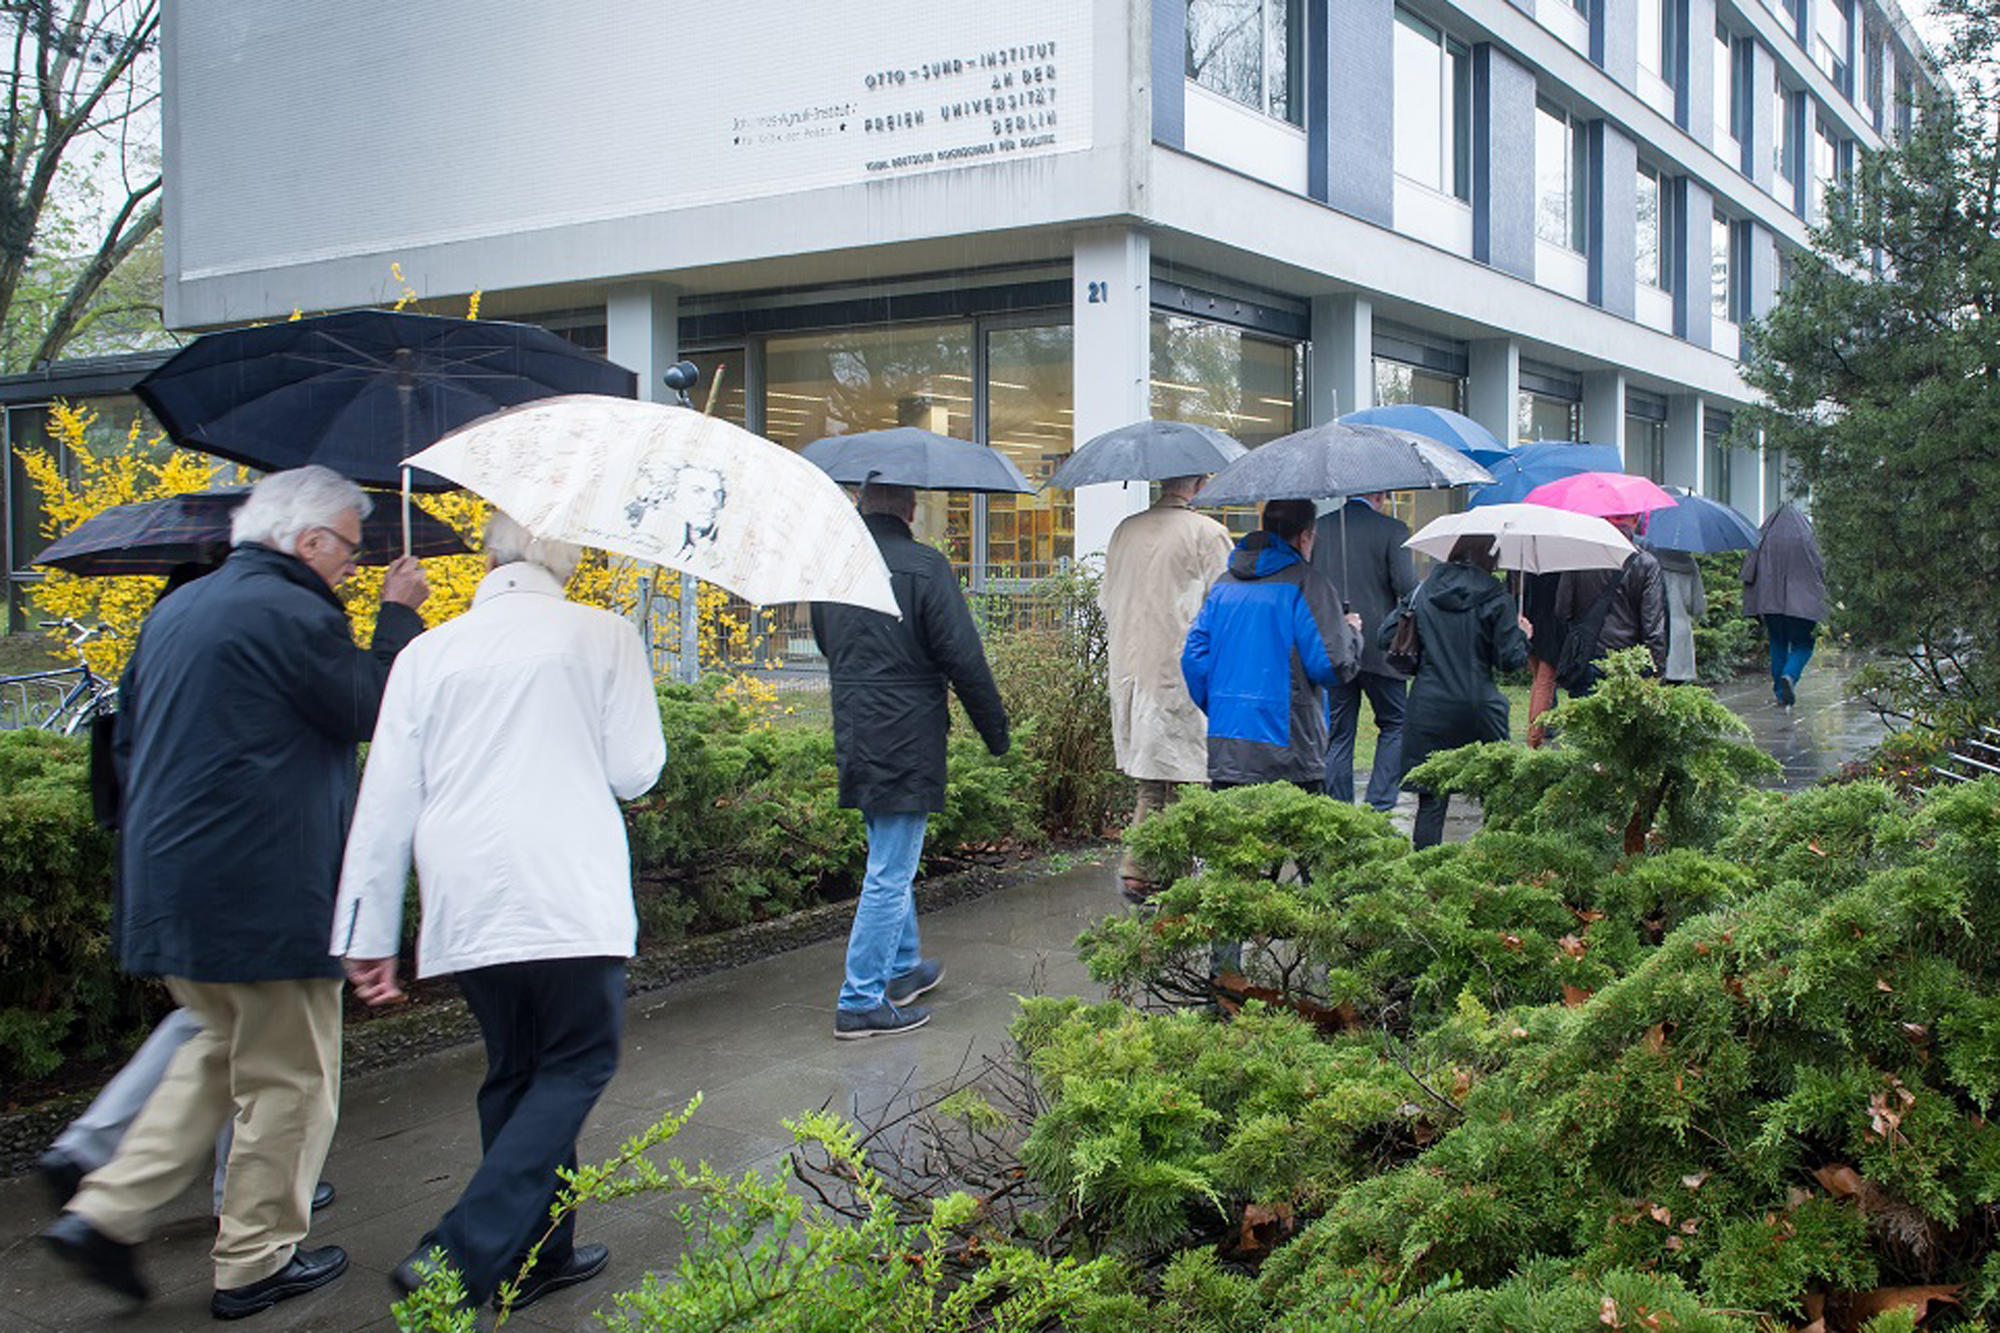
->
xmin=404 ymin=395 xmax=900 ymax=616
xmin=1405 ymin=503 xmax=1634 ymax=573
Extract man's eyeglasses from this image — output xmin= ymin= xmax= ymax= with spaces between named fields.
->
xmin=313 ymin=527 xmax=363 ymax=564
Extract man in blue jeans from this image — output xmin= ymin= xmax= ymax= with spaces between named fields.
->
xmin=812 ymin=482 xmax=1010 ymax=1040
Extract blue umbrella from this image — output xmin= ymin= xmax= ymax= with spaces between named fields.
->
xmin=1642 ymin=486 xmax=1761 ymax=552
xmin=1340 ymin=405 xmax=1509 ymax=464
xmin=1467 ymin=441 xmax=1624 ymax=507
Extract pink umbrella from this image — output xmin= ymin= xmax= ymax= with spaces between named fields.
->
xmin=1522 ymin=470 xmax=1678 ymax=518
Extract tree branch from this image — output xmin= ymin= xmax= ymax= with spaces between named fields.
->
xmin=28 ymin=176 xmax=155 ymax=366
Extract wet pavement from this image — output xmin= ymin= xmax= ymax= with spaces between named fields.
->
xmin=0 ymin=661 xmax=1889 ymax=1331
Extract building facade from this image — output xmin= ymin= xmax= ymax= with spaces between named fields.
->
xmin=144 ymin=0 xmax=1931 ymax=591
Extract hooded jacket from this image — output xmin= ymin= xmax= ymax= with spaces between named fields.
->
xmin=1741 ymin=503 xmax=1828 ymax=622
xmin=1555 ymin=545 xmax=1669 ymax=675
xmin=1381 ymin=560 xmax=1530 ymax=781
xmin=1181 ymin=531 xmax=1361 ymax=786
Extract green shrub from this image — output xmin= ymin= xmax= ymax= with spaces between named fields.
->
xmin=0 ymin=731 xmax=159 ymax=1084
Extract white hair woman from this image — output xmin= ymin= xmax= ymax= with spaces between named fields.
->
xmin=482 ymin=512 xmax=582 ymax=583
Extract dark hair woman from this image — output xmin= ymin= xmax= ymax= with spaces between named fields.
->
xmin=1377 ymin=534 xmax=1532 ymax=848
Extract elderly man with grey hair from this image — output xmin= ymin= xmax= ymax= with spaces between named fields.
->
xmin=42 ymin=465 xmax=428 ymax=1318
xmin=333 ymin=512 xmax=664 ymax=1313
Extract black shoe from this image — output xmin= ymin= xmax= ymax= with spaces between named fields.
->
xmin=887 ymin=959 xmax=944 ymax=1005
xmin=311 ymin=1181 xmax=335 ymax=1213
xmin=498 ymin=1243 xmax=610 ymax=1311
xmin=210 ymin=1245 xmax=348 ymax=1320
xmin=833 ymin=1002 xmax=931 ymax=1040
xmin=36 ymin=1149 xmax=85 ymax=1212
xmin=391 ymin=1237 xmax=460 ymax=1298
xmin=40 ymin=1211 xmax=149 ymax=1303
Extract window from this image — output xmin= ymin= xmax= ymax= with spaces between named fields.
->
xmin=1638 ymin=0 xmax=1671 ymax=80
xmin=1815 ymin=0 xmax=1851 ymax=90
xmin=1895 ymin=66 xmax=1915 ymax=139
xmin=1518 ymin=392 xmax=1579 ymax=443
xmin=1774 ymin=83 xmax=1797 ymax=186
xmin=1704 ymin=414 xmax=1734 ymax=501
xmin=1536 ymin=99 xmax=1588 ymax=252
xmin=1714 ymin=26 xmax=1743 ymax=158
xmin=984 ymin=323 xmax=1075 ymax=578
xmin=1186 ymin=0 xmax=1305 ymax=125
xmin=1637 ymin=164 xmax=1674 ymax=290
xmin=1811 ymin=116 xmax=1845 ymax=221
xmin=1862 ymin=31 xmax=1883 ymax=126
xmin=1625 ymin=414 xmax=1667 ymax=482
xmin=1393 ymin=8 xmax=1471 ymax=200
xmin=1374 ymin=359 xmax=1465 ymax=411
xmin=1711 ymin=210 xmax=1740 ymax=322
xmin=1152 ymin=313 xmax=1300 ymax=536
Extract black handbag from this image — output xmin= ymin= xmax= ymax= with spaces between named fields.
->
xmin=1384 ymin=588 xmax=1425 ymax=677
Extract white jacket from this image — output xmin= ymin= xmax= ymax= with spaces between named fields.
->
xmin=331 ymin=563 xmax=666 ymax=977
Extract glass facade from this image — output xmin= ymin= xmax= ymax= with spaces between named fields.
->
xmin=1637 ymin=164 xmax=1672 ymax=290
xmin=1774 ymin=84 xmax=1797 ymax=192
xmin=1714 ymin=26 xmax=1740 ymax=160
xmin=1625 ymin=415 xmax=1667 ymax=481
xmin=1392 ymin=8 xmax=1471 ymax=200
xmin=1152 ymin=313 xmax=1299 ymax=535
xmin=1186 ymin=0 xmax=1304 ymax=125
xmin=983 ymin=323 xmax=1074 ymax=578
xmin=1518 ymin=391 xmax=1579 ymax=444
xmin=1373 ymin=357 xmax=1466 ymax=537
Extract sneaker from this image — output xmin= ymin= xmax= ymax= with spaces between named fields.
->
xmin=833 ymin=1002 xmax=931 ymax=1040
xmin=210 ymin=1245 xmax=348 ymax=1319
xmin=887 ymin=960 xmax=944 ymax=1005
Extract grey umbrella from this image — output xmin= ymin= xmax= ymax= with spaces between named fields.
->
xmin=1042 ymin=420 xmax=1247 ymax=490
xmin=1192 ymin=423 xmax=1495 ymax=506
xmin=800 ymin=427 xmax=1034 ymax=493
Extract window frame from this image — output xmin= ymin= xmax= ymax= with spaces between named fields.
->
xmin=1637 ymin=162 xmax=1675 ymax=292
xmin=1535 ymin=97 xmax=1589 ymax=254
xmin=1184 ymin=0 xmax=1306 ymax=127
xmin=1391 ymin=7 xmax=1472 ymax=201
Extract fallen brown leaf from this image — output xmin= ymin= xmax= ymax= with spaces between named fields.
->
xmin=1844 ymin=1283 xmax=1961 ymax=1322
xmin=1812 ymin=1164 xmax=1865 ymax=1200
xmin=1563 ymin=984 xmax=1593 ymax=1007
xmin=1645 ymin=1024 xmax=1668 ymax=1053
xmin=1559 ymin=933 xmax=1588 ymax=958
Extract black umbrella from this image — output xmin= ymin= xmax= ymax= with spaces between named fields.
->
xmin=1192 ymin=423 xmax=1494 ymax=506
xmin=800 ymin=427 xmax=1034 ymax=493
xmin=33 ymin=488 xmax=470 ymax=576
xmin=1042 ymin=420 xmax=1247 ymax=490
xmin=134 ymin=310 xmax=637 ymax=492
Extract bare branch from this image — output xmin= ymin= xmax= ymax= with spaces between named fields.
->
xmin=28 ymin=175 xmax=155 ymax=365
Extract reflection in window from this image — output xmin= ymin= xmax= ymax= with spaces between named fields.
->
xmin=1638 ymin=0 xmax=1670 ymax=79
xmin=1517 ymin=391 xmax=1579 ymax=444
xmin=1536 ymin=99 xmax=1587 ymax=253
xmin=1374 ymin=358 xmax=1466 ymax=537
xmin=1186 ymin=0 xmax=1304 ymax=125
xmin=763 ymin=322 xmax=976 ymax=567
xmin=984 ymin=324 xmax=1074 ymax=578
xmin=1150 ymin=313 xmax=1299 ymax=535
xmin=1811 ymin=118 xmax=1847 ymax=223
xmin=1704 ymin=421 xmax=1734 ymax=501
xmin=1625 ymin=415 xmax=1668 ymax=482
xmin=1715 ymin=26 xmax=1741 ymax=158
xmin=1815 ymin=0 xmax=1851 ymax=88
xmin=1774 ymin=84 xmax=1797 ymax=188
xmin=1637 ymin=164 xmax=1673 ymax=291
xmin=1393 ymin=9 xmax=1471 ymax=200
xmin=681 ymin=348 xmax=748 ymax=428
xmin=1711 ymin=211 xmax=1734 ymax=322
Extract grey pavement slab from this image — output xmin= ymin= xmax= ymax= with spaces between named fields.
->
xmin=0 ymin=659 xmax=1885 ymax=1329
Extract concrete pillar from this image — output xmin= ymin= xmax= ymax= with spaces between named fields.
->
xmin=1468 ymin=338 xmax=1520 ymax=447
xmin=1314 ymin=0 xmax=1394 ymax=223
xmin=1596 ymin=0 xmax=1637 ymax=84
xmin=1730 ymin=442 xmax=1760 ymax=515
xmin=1590 ymin=122 xmax=1638 ymax=318
xmin=1308 ymin=294 xmax=1372 ymax=424
xmin=1581 ymin=370 xmax=1626 ymax=456
xmin=1473 ymin=44 xmax=1537 ymax=280
xmin=605 ymin=283 xmax=688 ymax=678
xmin=1152 ymin=0 xmax=1185 ymax=150
xmin=1681 ymin=0 xmax=1717 ymax=142
xmin=606 ymin=283 xmax=679 ymax=403
xmin=1072 ymin=227 xmax=1153 ymax=563
xmin=1748 ymin=222 xmax=1779 ymax=321
xmin=1673 ymin=177 xmax=1714 ymax=347
xmin=1665 ymin=393 xmax=1703 ymax=492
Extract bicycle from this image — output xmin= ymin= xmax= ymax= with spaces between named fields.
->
xmin=0 ymin=618 xmax=118 ymax=735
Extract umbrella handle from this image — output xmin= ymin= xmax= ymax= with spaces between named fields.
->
xmin=401 ymin=467 xmax=412 ymax=560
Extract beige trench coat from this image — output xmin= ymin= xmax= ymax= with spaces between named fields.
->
xmin=1099 ymin=498 xmax=1234 ymax=783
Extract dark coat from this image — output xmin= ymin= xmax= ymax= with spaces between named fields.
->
xmin=115 ymin=544 xmax=423 ymax=983
xmin=810 ymin=512 xmax=1009 ymax=814
xmin=1309 ymin=500 xmax=1417 ymax=679
xmin=1182 ymin=532 xmax=1359 ymax=786
xmin=1382 ymin=561 xmax=1530 ymax=781
xmin=1741 ymin=503 xmax=1828 ymax=623
xmin=1555 ymin=547 xmax=1668 ymax=674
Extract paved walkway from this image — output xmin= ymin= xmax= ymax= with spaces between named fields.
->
xmin=0 ymin=660 xmax=1885 ymax=1331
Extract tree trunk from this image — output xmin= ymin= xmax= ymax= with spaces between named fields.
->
xmin=29 ymin=182 xmax=158 ymax=367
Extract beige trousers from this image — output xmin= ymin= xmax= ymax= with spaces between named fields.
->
xmin=1118 ymin=778 xmax=1178 ymax=881
xmin=70 ymin=976 xmax=343 ymax=1289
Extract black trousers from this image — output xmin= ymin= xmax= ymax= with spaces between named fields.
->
xmin=1412 ymin=790 xmax=1450 ymax=849
xmin=432 ymin=956 xmax=625 ymax=1302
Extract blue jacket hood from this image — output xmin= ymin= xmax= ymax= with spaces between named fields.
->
xmin=1228 ymin=531 xmax=1306 ymax=581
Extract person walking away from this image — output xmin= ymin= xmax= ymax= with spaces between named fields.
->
xmin=813 ymin=482 xmax=1009 ymax=1040
xmin=1181 ymin=499 xmax=1363 ymax=792
xmin=1309 ymin=492 xmax=1417 ymax=810
xmin=1655 ymin=547 xmax=1707 ymax=684
xmin=1381 ymin=535 xmax=1531 ymax=848
xmin=41 ymin=467 xmax=428 ymax=1319
xmin=44 ymin=557 xmax=336 ymax=1223
xmin=1519 ymin=571 xmax=1566 ymax=747
xmin=1552 ymin=514 xmax=1667 ymax=691
xmin=333 ymin=514 xmax=665 ymax=1312
xmin=1099 ymin=475 xmax=1232 ymax=897
xmin=1740 ymin=502 xmax=1827 ymax=708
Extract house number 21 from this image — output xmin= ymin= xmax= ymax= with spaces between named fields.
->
xmin=1086 ymin=281 xmax=1109 ymax=303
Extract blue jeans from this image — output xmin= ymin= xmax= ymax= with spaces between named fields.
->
xmin=1765 ymin=615 xmax=1817 ymax=691
xmin=839 ymin=812 xmax=928 ymax=1011
xmin=1325 ymin=672 xmax=1408 ymax=812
